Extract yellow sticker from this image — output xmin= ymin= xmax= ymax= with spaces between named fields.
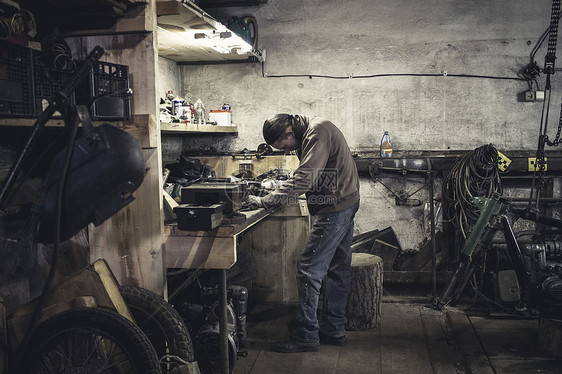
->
xmin=528 ymin=157 xmax=547 ymax=172
xmin=497 ymin=151 xmax=511 ymax=172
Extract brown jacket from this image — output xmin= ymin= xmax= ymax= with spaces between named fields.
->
xmin=261 ymin=117 xmax=359 ymax=215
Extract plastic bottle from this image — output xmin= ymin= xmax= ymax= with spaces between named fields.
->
xmin=380 ymin=131 xmax=392 ymax=158
xmin=195 ymin=99 xmax=206 ymax=125
xmin=172 ymin=96 xmax=182 ymax=117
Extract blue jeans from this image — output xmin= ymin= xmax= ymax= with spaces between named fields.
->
xmin=290 ymin=202 xmax=359 ymax=343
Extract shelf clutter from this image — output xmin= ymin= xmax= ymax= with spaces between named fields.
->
xmin=160 ymin=122 xmax=238 ymax=134
xmin=160 ymin=90 xmax=236 ymax=133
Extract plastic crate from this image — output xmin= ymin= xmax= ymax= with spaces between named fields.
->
xmin=34 ymin=64 xmax=75 ymax=117
xmin=75 ymin=61 xmax=131 ymax=120
xmin=0 ymin=41 xmax=35 ymax=117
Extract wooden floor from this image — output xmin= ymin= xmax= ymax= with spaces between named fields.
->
xmin=232 ymin=297 xmax=561 ymax=374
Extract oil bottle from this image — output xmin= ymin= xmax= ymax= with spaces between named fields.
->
xmin=380 ymin=131 xmax=392 ymax=157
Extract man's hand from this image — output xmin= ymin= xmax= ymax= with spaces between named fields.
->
xmin=245 ymin=195 xmax=263 ymax=210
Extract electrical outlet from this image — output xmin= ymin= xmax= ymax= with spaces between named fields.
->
xmin=535 ymin=91 xmax=545 ymax=101
xmin=522 ymin=90 xmax=545 ymax=102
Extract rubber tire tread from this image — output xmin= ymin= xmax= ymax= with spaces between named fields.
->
xmin=119 ymin=285 xmax=195 ymax=365
xmin=18 ymin=306 xmax=161 ymax=374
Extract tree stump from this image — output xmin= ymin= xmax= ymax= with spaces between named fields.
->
xmin=345 ymin=253 xmax=383 ymax=330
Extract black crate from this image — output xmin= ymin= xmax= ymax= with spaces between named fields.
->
xmin=0 ymin=41 xmax=35 ymax=117
xmin=34 ymin=64 xmax=75 ymax=117
xmin=75 ymin=61 xmax=131 ymax=120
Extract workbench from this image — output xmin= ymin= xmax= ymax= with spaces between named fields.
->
xmin=163 ymin=207 xmax=273 ymax=374
xmin=161 ymin=153 xmax=306 ymax=374
xmin=163 ymin=202 xmax=309 ymax=374
xmin=163 ymin=207 xmax=275 ymax=270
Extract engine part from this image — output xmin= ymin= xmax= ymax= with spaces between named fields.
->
xmin=544 ymin=240 xmax=562 ymax=261
xmin=196 ymin=320 xmax=237 ymax=374
xmin=540 ymin=275 xmax=562 ymax=319
xmin=230 ymin=285 xmax=248 ymax=345
xmin=171 ymin=270 xmax=249 ymax=374
xmin=493 ymin=270 xmax=521 ymax=303
xmin=189 ymin=300 xmax=239 ymax=374
xmin=256 ymin=143 xmax=272 ymax=158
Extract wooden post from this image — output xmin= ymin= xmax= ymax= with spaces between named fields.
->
xmin=345 ymin=253 xmax=383 ymax=330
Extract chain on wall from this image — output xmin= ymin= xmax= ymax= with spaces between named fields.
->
xmin=533 ymin=0 xmax=562 ymax=203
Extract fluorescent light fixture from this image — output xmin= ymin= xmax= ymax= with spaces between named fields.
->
xmin=193 ymin=29 xmax=251 ymax=54
xmin=158 ymin=23 xmax=254 ymax=58
xmin=157 ymin=1 xmax=261 ymax=62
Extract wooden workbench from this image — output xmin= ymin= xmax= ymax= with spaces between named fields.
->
xmin=163 ymin=207 xmax=275 ymax=269
xmin=163 ymin=205 xmax=289 ymax=374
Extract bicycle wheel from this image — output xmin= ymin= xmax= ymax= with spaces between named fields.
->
xmin=16 ymin=306 xmax=161 ymax=374
xmin=119 ymin=285 xmax=195 ymax=372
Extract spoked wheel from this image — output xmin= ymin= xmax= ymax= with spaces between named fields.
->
xmin=16 ymin=306 xmax=161 ymax=374
xmin=119 ymin=285 xmax=195 ymax=373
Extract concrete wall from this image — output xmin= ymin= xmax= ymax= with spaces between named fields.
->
xmin=158 ymin=0 xmax=561 ymax=250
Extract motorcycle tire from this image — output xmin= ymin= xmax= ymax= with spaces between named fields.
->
xmin=119 ymin=285 xmax=195 ymax=373
xmin=15 ymin=306 xmax=161 ymax=374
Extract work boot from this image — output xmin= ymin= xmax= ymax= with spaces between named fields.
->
xmin=271 ymin=338 xmax=319 ymax=353
xmin=319 ymin=331 xmax=347 ymax=346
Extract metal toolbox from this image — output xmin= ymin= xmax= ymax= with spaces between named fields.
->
xmin=174 ymin=203 xmax=225 ymax=231
xmin=180 ymin=182 xmax=246 ymax=214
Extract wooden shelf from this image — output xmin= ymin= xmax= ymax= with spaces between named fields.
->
xmin=60 ymin=3 xmax=152 ymax=36
xmin=0 ymin=117 xmax=121 ymax=128
xmin=156 ymin=0 xmax=262 ymax=63
xmin=161 ymin=121 xmax=238 ymax=134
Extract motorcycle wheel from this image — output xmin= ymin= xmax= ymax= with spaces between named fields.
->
xmin=119 ymin=285 xmax=195 ymax=373
xmin=16 ymin=306 xmax=161 ymax=374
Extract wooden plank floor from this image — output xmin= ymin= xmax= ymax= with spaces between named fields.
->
xmin=232 ymin=297 xmax=561 ymax=374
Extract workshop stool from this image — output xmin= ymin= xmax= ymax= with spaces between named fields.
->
xmin=345 ymin=253 xmax=383 ymax=330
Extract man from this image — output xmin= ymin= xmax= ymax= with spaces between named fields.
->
xmin=247 ymin=113 xmax=360 ymax=353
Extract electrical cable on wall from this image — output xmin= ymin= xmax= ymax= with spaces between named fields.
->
xmin=260 ymin=10 xmax=562 ymax=85
xmin=261 ymin=61 xmax=528 ymax=82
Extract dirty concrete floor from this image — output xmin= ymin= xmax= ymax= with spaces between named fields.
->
xmin=232 ymin=296 xmax=561 ymax=374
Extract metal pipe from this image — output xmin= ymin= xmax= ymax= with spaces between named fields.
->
xmin=218 ymin=269 xmax=229 ymax=374
xmin=461 ymin=195 xmax=501 ymax=257
xmin=509 ymin=197 xmax=562 ymax=202
xmin=428 ymin=159 xmax=437 ymax=297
